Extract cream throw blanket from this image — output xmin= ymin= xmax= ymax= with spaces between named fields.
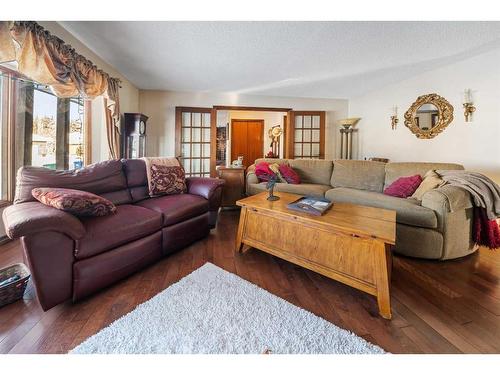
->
xmin=142 ymin=157 xmax=182 ymax=196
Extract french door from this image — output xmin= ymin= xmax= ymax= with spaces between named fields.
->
xmin=285 ymin=111 xmax=325 ymax=159
xmin=175 ymin=107 xmax=215 ymax=177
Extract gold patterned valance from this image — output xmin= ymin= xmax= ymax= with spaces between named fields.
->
xmin=0 ymin=21 xmax=122 ymax=158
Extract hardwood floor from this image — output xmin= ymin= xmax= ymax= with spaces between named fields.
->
xmin=0 ymin=210 xmax=499 ymax=354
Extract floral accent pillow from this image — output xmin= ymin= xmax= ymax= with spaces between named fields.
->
xmin=149 ymin=164 xmax=187 ymax=196
xmin=32 ymin=188 xmax=116 ymax=217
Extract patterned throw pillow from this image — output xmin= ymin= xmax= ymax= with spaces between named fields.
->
xmin=279 ymin=164 xmax=301 ymax=184
xmin=149 ymin=164 xmax=187 ymax=196
xmin=383 ymin=175 xmax=423 ymax=198
xmin=32 ymin=188 xmax=116 ymax=217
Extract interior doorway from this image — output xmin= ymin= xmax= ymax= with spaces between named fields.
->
xmin=174 ymin=105 xmax=326 ymax=176
xmin=230 ymin=119 xmax=264 ymax=168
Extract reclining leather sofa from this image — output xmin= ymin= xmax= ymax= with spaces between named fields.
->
xmin=2 ymin=159 xmax=224 ymax=310
xmin=246 ymin=158 xmax=477 ymax=261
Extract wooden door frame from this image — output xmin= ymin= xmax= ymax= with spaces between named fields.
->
xmin=285 ymin=110 xmax=326 ymax=159
xmin=175 ymin=106 xmax=324 ymax=176
xmin=213 ymin=105 xmax=292 ymax=112
xmin=230 ymin=119 xmax=264 ymax=167
xmin=213 ymin=105 xmax=291 ymax=163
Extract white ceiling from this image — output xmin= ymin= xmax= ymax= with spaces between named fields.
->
xmin=60 ymin=21 xmax=500 ymax=99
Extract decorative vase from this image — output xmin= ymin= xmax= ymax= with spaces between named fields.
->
xmin=267 ymin=182 xmax=280 ymax=201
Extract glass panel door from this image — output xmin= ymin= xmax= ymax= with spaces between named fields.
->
xmin=176 ymin=107 xmax=213 ymax=177
xmin=286 ymin=111 xmax=325 ymax=159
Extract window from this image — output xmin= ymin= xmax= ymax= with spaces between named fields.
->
xmin=31 ymin=86 xmax=57 ymax=168
xmin=0 ymin=66 xmax=91 ymax=202
xmin=26 ymin=84 xmax=86 ymax=170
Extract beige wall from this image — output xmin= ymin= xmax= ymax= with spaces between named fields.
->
xmin=138 ymin=90 xmax=348 ymax=161
xmin=349 ymin=47 xmax=500 ymax=184
xmin=39 ymin=22 xmax=140 ymax=163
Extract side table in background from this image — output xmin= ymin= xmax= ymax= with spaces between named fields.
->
xmin=216 ymin=166 xmax=246 ymax=208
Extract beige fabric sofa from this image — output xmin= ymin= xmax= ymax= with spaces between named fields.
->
xmin=246 ymin=158 xmax=477 ymax=260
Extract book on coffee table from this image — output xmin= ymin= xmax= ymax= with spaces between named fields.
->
xmin=286 ymin=196 xmax=333 ymax=216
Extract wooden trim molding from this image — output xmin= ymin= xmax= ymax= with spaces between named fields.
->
xmin=83 ymin=100 xmax=92 ymax=165
xmin=213 ymin=105 xmax=292 ymax=112
xmin=210 ymin=108 xmax=217 ymax=177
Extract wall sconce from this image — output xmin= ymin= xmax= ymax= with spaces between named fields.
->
xmin=462 ymin=89 xmax=476 ymax=122
xmin=390 ymin=106 xmax=399 ymax=130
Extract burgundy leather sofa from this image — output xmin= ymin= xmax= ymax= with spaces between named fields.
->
xmin=2 ymin=159 xmax=224 ymax=311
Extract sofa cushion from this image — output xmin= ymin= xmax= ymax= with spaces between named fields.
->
xmin=254 ymin=158 xmax=289 ymax=166
xmin=325 ymin=187 xmax=437 ymax=229
xmin=384 ymin=162 xmax=464 ymax=190
xmin=122 ymin=158 xmax=149 ymax=202
xmin=32 ymin=187 xmax=116 ymax=217
xmin=75 ymin=204 xmax=162 ymax=260
xmin=331 ymin=160 xmax=386 ymax=192
xmin=15 ymin=159 xmax=131 ymax=205
xmin=135 ymin=194 xmax=209 ymax=227
xmin=289 ymin=159 xmax=333 ymax=185
xmin=247 ymin=182 xmax=330 ymax=198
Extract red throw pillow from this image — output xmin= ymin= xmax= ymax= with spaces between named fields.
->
xmin=384 ymin=175 xmax=423 ymax=198
xmin=279 ymin=164 xmax=301 ymax=184
xmin=255 ymin=162 xmax=273 ymax=182
xmin=32 ymin=187 xmax=116 ymax=217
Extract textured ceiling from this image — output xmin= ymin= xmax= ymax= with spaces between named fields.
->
xmin=60 ymin=21 xmax=500 ymax=99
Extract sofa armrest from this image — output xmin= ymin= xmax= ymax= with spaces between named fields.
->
xmin=421 ymin=185 xmax=473 ymax=214
xmin=246 ymin=164 xmax=259 ymax=185
xmin=2 ymin=202 xmax=86 ymax=240
xmin=421 ymin=185 xmax=476 ymax=259
xmin=186 ymin=177 xmax=225 ymax=210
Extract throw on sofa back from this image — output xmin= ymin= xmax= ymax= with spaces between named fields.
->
xmin=14 ymin=159 xmax=131 ymax=205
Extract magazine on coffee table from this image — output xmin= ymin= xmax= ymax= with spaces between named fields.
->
xmin=286 ymin=196 xmax=333 ymax=216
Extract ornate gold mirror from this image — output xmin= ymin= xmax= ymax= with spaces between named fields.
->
xmin=404 ymin=93 xmax=454 ymax=139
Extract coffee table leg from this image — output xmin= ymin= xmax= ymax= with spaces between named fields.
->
xmin=235 ymin=206 xmax=247 ymax=253
xmin=374 ymin=242 xmax=392 ymax=319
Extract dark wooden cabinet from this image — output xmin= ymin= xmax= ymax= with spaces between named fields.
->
xmin=123 ymin=113 xmax=148 ymax=158
xmin=216 ymin=166 xmax=245 ymax=208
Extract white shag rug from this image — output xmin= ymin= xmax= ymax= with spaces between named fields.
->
xmin=70 ymin=262 xmax=385 ymax=354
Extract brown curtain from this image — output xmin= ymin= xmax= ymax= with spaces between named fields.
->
xmin=0 ymin=21 xmax=122 ymax=159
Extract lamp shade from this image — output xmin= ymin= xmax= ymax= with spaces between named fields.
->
xmin=338 ymin=118 xmax=361 ymax=128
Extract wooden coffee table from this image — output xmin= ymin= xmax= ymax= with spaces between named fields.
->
xmin=235 ymin=192 xmax=396 ymax=319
